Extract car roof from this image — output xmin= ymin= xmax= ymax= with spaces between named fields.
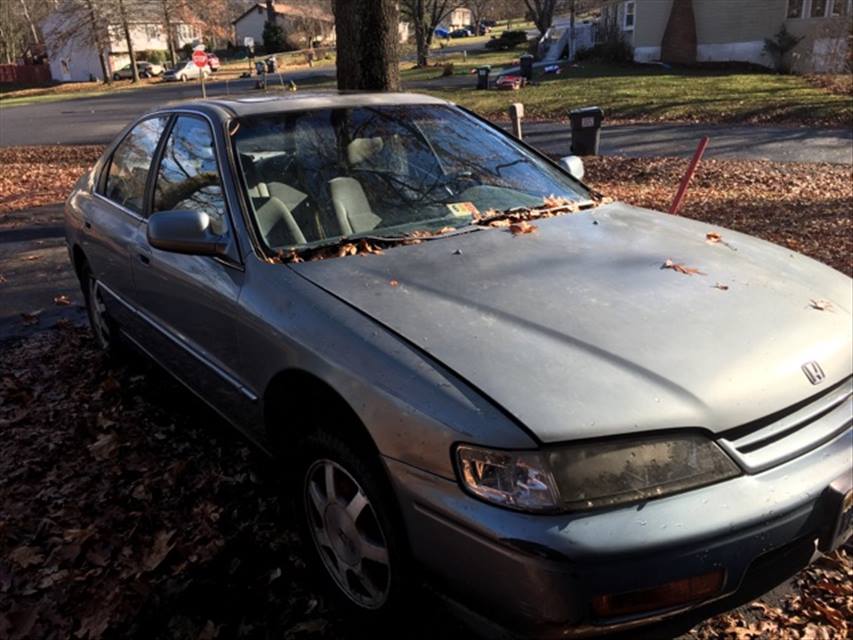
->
xmin=190 ymin=91 xmax=452 ymax=118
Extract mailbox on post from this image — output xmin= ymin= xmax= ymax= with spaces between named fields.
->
xmin=569 ymin=106 xmax=604 ymax=156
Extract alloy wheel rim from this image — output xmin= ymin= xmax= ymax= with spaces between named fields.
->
xmin=304 ymin=459 xmax=391 ymax=609
xmin=87 ymin=277 xmax=111 ymax=349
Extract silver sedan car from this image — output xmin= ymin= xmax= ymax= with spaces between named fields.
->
xmin=64 ymin=93 xmax=852 ymax=637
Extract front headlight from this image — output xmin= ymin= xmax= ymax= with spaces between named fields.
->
xmin=456 ymin=433 xmax=741 ymax=513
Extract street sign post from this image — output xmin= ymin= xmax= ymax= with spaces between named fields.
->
xmin=192 ymin=48 xmax=208 ymax=98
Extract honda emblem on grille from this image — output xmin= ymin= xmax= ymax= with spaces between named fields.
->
xmin=802 ymin=361 xmax=826 ymax=385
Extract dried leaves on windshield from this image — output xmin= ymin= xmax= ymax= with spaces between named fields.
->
xmin=276 ymin=196 xmax=590 ymax=263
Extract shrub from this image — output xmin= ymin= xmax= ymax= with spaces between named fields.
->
xmin=262 ymin=21 xmax=286 ymax=53
xmin=763 ymin=25 xmax=804 ymax=74
xmin=441 ymin=62 xmax=454 ymax=76
xmin=145 ymin=50 xmax=168 ymax=65
xmin=485 ymin=30 xmax=529 ymax=50
xmin=574 ymin=37 xmax=633 ymax=64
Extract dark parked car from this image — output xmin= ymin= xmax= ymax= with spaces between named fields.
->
xmin=64 ymin=93 xmax=852 ymax=638
xmin=450 ymin=28 xmax=472 ymax=38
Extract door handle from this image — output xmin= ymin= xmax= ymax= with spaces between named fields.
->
xmin=138 ymin=253 xmax=150 ymax=265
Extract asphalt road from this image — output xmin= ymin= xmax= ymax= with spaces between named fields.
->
xmin=2 ymin=70 xmax=851 ymax=164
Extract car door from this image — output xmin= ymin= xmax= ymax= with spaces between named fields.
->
xmin=129 ymin=113 xmax=254 ymax=423
xmin=83 ymin=115 xmax=168 ymax=327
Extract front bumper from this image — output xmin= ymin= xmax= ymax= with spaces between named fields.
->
xmin=385 ymin=426 xmax=852 ymax=637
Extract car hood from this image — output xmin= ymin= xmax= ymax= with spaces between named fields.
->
xmin=292 ymin=203 xmax=853 ymax=443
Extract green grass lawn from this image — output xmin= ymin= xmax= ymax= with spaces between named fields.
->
xmin=421 ymin=62 xmax=853 ymax=126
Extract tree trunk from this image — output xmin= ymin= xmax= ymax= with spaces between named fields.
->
xmin=162 ymin=0 xmax=177 ymax=66
xmin=412 ymin=0 xmax=428 ymax=67
xmin=333 ymin=0 xmax=400 ymax=91
xmin=85 ymin=0 xmax=111 ymax=83
xmin=661 ymin=0 xmax=697 ymax=64
xmin=524 ymin=0 xmax=556 ymax=37
xmin=116 ymin=0 xmax=139 ymax=82
xmin=19 ymin=0 xmax=41 ymax=44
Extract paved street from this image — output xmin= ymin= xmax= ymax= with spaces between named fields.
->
xmin=3 ymin=80 xmax=850 ymax=164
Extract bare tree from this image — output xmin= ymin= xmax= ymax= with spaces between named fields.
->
xmin=43 ymin=0 xmax=112 ymax=81
xmin=524 ymin=0 xmax=559 ymax=36
xmin=467 ymin=0 xmax=490 ymax=35
xmin=400 ymin=0 xmax=458 ymax=67
xmin=114 ymin=0 xmax=139 ymax=81
xmin=333 ymin=0 xmax=399 ymax=90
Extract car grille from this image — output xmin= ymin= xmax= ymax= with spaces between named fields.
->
xmin=718 ymin=377 xmax=853 ymax=473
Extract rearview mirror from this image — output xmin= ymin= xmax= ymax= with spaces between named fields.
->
xmin=147 ymin=210 xmax=227 ymax=256
xmin=559 ymin=155 xmax=585 ymax=182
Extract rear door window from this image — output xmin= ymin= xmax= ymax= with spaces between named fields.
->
xmin=103 ymin=116 xmax=168 ymax=214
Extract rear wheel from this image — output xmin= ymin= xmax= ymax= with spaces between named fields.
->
xmin=295 ymin=430 xmax=410 ymax=619
xmin=112 ymin=73 xmax=120 ymax=81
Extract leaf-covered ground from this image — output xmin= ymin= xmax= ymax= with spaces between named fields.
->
xmin=1 ymin=146 xmax=851 ymax=639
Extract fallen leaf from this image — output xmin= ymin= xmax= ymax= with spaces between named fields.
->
xmin=809 ymin=299 xmax=833 ymax=311
xmin=54 ymin=294 xmax=71 ymax=306
xmin=20 ymin=310 xmax=42 ymax=326
xmin=8 ymin=546 xmax=44 ymax=569
xmin=509 ymin=221 xmax=538 ymax=235
xmin=141 ymin=530 xmax=176 ymax=572
xmin=389 ymin=279 xmax=399 ymax=287
xmin=661 ymin=258 xmax=706 ymax=276
xmin=22 ymin=255 xmax=40 ymax=261
xmin=706 ymin=231 xmax=722 ymax=244
xmin=713 ymin=282 xmax=730 ymax=290
xmin=87 ymin=433 xmax=118 ymax=460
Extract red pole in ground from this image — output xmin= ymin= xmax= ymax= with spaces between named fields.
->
xmin=669 ymin=136 xmax=710 ymax=215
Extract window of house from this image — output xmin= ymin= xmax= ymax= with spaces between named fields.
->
xmin=811 ymin=0 xmax=829 ymax=16
xmin=624 ymin=1 xmax=636 ymax=30
xmin=787 ymin=0 xmax=804 ymax=17
xmin=103 ymin=116 xmax=168 ymax=214
xmin=153 ymin=116 xmax=229 ymax=235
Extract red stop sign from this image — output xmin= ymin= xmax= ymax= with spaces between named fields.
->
xmin=192 ymin=49 xmax=208 ymax=68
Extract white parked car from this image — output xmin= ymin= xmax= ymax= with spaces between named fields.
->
xmin=163 ymin=61 xmax=210 ymax=82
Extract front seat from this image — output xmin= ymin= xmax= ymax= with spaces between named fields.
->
xmin=329 ymin=138 xmax=385 ymax=235
xmin=240 ymin=154 xmax=306 ymax=247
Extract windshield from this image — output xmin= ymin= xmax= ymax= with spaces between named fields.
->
xmin=232 ymin=104 xmax=589 ymax=251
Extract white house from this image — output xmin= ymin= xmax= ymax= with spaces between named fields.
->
xmin=42 ymin=8 xmax=200 ymax=82
xmin=232 ymin=3 xmax=336 ymax=49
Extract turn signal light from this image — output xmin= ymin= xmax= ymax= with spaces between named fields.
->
xmin=591 ymin=569 xmax=725 ymax=619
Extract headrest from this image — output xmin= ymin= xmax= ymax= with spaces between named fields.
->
xmin=347 ymin=137 xmax=384 ymax=165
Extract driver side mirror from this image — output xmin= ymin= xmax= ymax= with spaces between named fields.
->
xmin=559 ymin=155 xmax=585 ymax=182
xmin=147 ymin=209 xmax=227 ymax=256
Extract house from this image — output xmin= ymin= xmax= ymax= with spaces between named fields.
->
xmin=232 ymin=3 xmax=336 ymax=49
xmin=42 ymin=7 xmax=200 ymax=82
xmin=448 ymin=8 xmax=473 ymax=29
xmin=599 ymin=0 xmax=851 ymax=72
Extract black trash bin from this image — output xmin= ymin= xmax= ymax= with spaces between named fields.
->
xmin=476 ymin=65 xmax=490 ymax=90
xmin=569 ymin=106 xmax=604 ymax=156
xmin=519 ymin=54 xmax=534 ymax=81
xmin=266 ymin=57 xmax=277 ymax=73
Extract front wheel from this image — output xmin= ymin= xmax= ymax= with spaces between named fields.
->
xmin=113 ymin=73 xmax=120 ymax=81
xmin=179 ymin=74 xmax=187 ymax=82
xmin=296 ymin=430 xmax=410 ymax=618
xmin=81 ymin=263 xmax=119 ymax=354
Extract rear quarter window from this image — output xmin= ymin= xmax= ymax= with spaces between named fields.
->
xmin=102 ymin=116 xmax=168 ymax=214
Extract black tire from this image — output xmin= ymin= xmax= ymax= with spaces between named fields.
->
xmin=113 ymin=73 xmax=120 ymax=81
xmin=294 ymin=429 xmax=411 ymax=623
xmin=79 ymin=261 xmax=122 ymax=357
